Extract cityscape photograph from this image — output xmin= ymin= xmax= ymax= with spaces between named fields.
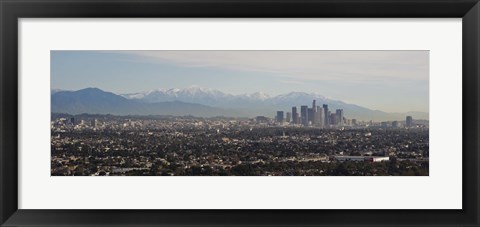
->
xmin=51 ymin=50 xmax=429 ymax=176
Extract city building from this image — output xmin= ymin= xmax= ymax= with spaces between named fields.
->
xmin=256 ymin=116 xmax=269 ymax=124
xmin=307 ymin=108 xmax=314 ymax=125
xmin=271 ymin=100 xmax=346 ymax=128
xmin=91 ymin=119 xmax=98 ymax=128
xmin=336 ymin=109 xmax=344 ymax=126
xmin=323 ymin=104 xmax=329 ymax=126
xmin=406 ymin=116 xmax=413 ymax=127
xmin=365 ymin=156 xmax=390 ymax=162
xmin=301 ymin=105 xmax=308 ymax=126
xmin=335 ymin=156 xmax=390 ymax=162
xmin=334 ymin=156 xmax=366 ymax=162
xmin=292 ymin=106 xmax=298 ymax=124
xmin=392 ymin=121 xmax=399 ymax=128
xmin=381 ymin=122 xmax=388 ymax=128
xmin=316 ymin=106 xmax=323 ymax=127
xmin=276 ymin=111 xmax=284 ymax=123
xmin=329 ymin=113 xmax=336 ymax=125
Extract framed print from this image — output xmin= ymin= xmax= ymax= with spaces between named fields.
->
xmin=1 ymin=0 xmax=479 ymax=226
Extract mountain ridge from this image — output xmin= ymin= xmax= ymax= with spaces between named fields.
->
xmin=52 ymin=87 xmax=428 ymax=121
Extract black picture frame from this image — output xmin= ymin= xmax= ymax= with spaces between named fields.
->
xmin=1 ymin=0 xmax=479 ymax=226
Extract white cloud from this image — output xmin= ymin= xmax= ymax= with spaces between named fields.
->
xmin=119 ymin=50 xmax=429 ymax=83
xmin=279 ymin=80 xmax=305 ymax=85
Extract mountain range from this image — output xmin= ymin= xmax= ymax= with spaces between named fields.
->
xmin=51 ymin=87 xmax=429 ymax=121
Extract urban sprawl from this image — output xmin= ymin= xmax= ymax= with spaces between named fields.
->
xmin=51 ymin=100 xmax=429 ymax=176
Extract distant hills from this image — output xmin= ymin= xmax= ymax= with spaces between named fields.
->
xmin=51 ymin=87 xmax=429 ymax=121
xmin=51 ymin=88 xmax=239 ymax=117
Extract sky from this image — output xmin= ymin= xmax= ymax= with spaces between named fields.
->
xmin=51 ymin=50 xmax=429 ymax=113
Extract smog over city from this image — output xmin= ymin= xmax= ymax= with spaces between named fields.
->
xmin=51 ymin=51 xmax=429 ymax=176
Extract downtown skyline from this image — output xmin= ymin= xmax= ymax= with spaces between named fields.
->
xmin=51 ymin=50 xmax=429 ymax=113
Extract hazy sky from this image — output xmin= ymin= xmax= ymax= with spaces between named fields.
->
xmin=51 ymin=50 xmax=429 ymax=113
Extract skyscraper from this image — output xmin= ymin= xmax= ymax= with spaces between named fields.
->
xmin=301 ymin=105 xmax=308 ymax=126
xmin=323 ymin=104 xmax=329 ymax=126
xmin=336 ymin=109 xmax=344 ymax=126
xmin=308 ymin=108 xmax=314 ymax=125
xmin=286 ymin=112 xmax=292 ymax=123
xmin=330 ymin=113 xmax=336 ymax=125
xmin=292 ymin=106 xmax=298 ymax=124
xmin=406 ymin=116 xmax=413 ymax=127
xmin=311 ymin=100 xmax=317 ymax=125
xmin=276 ymin=111 xmax=284 ymax=123
xmin=316 ymin=106 xmax=323 ymax=127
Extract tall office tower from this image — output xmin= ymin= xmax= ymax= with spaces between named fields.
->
xmin=330 ymin=113 xmax=336 ymax=125
xmin=308 ymin=108 xmax=314 ymax=125
xmin=336 ymin=109 xmax=344 ymax=126
xmin=70 ymin=117 xmax=75 ymax=125
xmin=311 ymin=100 xmax=317 ymax=125
xmin=301 ymin=105 xmax=308 ymax=126
xmin=316 ymin=106 xmax=323 ymax=127
xmin=276 ymin=111 xmax=284 ymax=123
xmin=352 ymin=119 xmax=357 ymax=125
xmin=286 ymin=112 xmax=292 ymax=123
xmin=406 ymin=116 xmax=413 ymax=127
xmin=323 ymin=104 xmax=329 ymax=126
xmin=292 ymin=106 xmax=298 ymax=124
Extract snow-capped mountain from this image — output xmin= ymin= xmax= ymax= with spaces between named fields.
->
xmin=51 ymin=87 xmax=429 ymax=120
xmin=118 ymin=86 xmax=429 ymax=120
xmin=122 ymin=87 xmax=326 ymax=104
xmin=122 ymin=86 xmax=234 ymax=106
xmin=239 ymin=92 xmax=271 ymax=101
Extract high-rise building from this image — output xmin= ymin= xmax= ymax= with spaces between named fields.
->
xmin=323 ymin=104 xmax=329 ymax=126
xmin=336 ymin=109 xmax=344 ymax=126
xmin=70 ymin=117 xmax=75 ymax=125
xmin=392 ymin=121 xmax=399 ymax=128
xmin=276 ymin=111 xmax=284 ymax=123
xmin=311 ymin=100 xmax=317 ymax=125
xmin=406 ymin=116 xmax=413 ymax=127
xmin=286 ymin=112 xmax=292 ymax=123
xmin=256 ymin=116 xmax=268 ymax=124
xmin=316 ymin=106 xmax=324 ymax=127
xmin=292 ymin=106 xmax=298 ymax=124
xmin=330 ymin=113 xmax=336 ymax=125
xmin=308 ymin=108 xmax=314 ymax=125
xmin=301 ymin=105 xmax=308 ymax=126
xmin=352 ymin=119 xmax=357 ymax=125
